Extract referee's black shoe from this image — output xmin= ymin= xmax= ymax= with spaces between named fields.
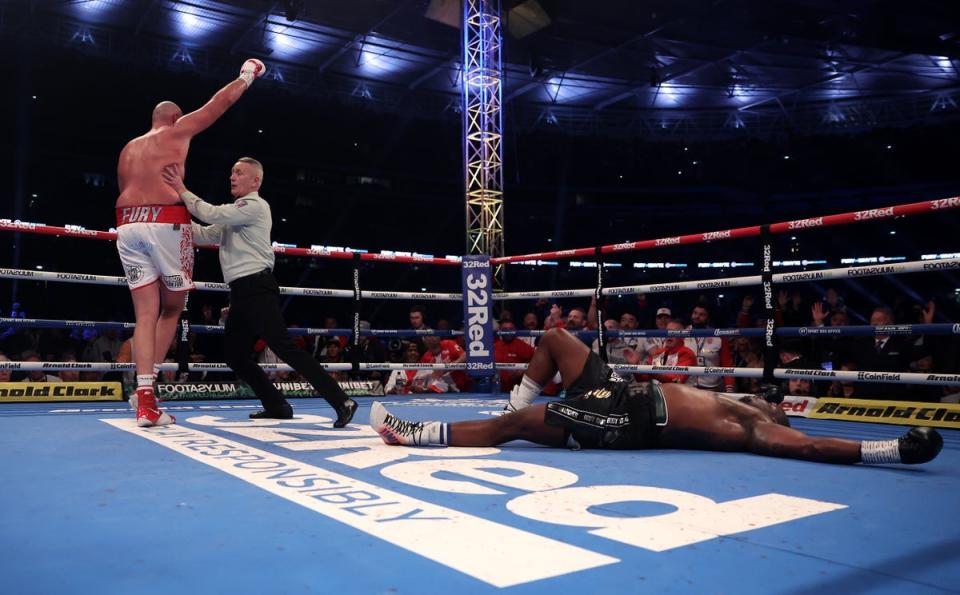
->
xmin=249 ymin=403 xmax=294 ymax=419
xmin=333 ymin=398 xmax=358 ymax=428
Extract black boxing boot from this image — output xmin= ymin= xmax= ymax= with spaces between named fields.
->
xmin=333 ymin=398 xmax=358 ymax=428
xmin=860 ymin=427 xmax=943 ymax=465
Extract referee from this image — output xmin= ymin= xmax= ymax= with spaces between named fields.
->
xmin=161 ymin=158 xmax=357 ymax=426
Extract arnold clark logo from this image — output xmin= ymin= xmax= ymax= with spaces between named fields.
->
xmin=103 ymin=415 xmax=847 ymax=587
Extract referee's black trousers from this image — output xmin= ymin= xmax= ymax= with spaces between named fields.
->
xmin=224 ymin=270 xmax=349 ymax=411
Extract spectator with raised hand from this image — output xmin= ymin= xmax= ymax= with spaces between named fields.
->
xmin=811 ymin=301 xmax=828 ymax=327
xmin=544 ymin=303 xmax=564 ymax=330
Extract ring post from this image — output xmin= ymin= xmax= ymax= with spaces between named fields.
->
xmin=349 ymin=253 xmax=362 ymax=377
xmin=594 ymin=246 xmax=608 ymax=363
xmin=760 ymin=224 xmax=778 ymax=386
xmin=461 ymin=255 xmax=496 ymax=392
xmin=175 ymin=292 xmax=190 ymax=381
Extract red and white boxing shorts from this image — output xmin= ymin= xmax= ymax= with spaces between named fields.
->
xmin=115 ymin=205 xmax=194 ymax=292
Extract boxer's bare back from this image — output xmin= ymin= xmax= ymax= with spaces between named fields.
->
xmin=116 ymin=123 xmax=189 ymax=207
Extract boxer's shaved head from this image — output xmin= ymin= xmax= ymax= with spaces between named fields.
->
xmin=153 ymin=101 xmax=182 ymax=125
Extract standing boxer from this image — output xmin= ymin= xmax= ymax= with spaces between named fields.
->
xmin=117 ymin=58 xmax=266 ymax=427
xmin=161 ymin=159 xmax=357 ymax=426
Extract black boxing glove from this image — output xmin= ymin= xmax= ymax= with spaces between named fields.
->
xmin=756 ymin=383 xmax=784 ymax=404
xmin=860 ymin=427 xmax=943 ymax=465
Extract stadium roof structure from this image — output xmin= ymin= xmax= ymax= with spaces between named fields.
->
xmin=3 ymin=0 xmax=959 ymax=138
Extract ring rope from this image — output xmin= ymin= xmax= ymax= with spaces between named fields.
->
xmin=491 ymin=197 xmax=960 ymax=264
xmin=493 ymin=258 xmax=960 ymax=300
xmin=2 ymin=360 xmax=958 ymax=386
xmin=2 ymin=317 xmax=957 ymax=339
xmin=0 ymin=220 xmax=460 ymax=267
xmin=5 ymin=198 xmax=958 ymax=267
xmin=0 ymin=268 xmax=461 ymax=301
xmin=5 ymin=257 xmax=957 ymax=304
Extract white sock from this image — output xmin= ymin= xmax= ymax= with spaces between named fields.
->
xmin=510 ymin=375 xmax=543 ymax=410
xmin=136 ymin=374 xmax=154 ymax=389
xmin=419 ymin=421 xmax=448 ymax=446
xmin=860 ymin=439 xmax=901 ymax=464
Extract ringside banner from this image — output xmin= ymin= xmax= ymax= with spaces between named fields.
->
xmin=0 ymin=382 xmax=122 ymax=402
xmin=155 ymin=380 xmax=384 ymax=401
xmin=809 ymin=397 xmax=960 ymax=429
xmin=460 ymin=255 xmax=495 ymax=377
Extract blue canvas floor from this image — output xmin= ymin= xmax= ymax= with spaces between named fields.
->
xmin=1 ymin=395 xmax=958 ymax=594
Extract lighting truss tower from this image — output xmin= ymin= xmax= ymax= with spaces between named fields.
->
xmin=462 ymin=0 xmax=505 ymax=287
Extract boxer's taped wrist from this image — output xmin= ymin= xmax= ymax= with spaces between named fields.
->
xmin=238 ymin=73 xmax=254 ymax=88
xmin=860 ymin=439 xmax=901 ymax=464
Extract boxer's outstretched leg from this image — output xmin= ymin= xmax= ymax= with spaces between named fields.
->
xmin=371 ymin=402 xmax=565 ymax=447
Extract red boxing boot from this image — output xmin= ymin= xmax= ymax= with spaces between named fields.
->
xmin=135 ymin=386 xmax=176 ymax=427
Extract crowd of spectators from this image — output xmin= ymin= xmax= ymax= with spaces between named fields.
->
xmin=1 ymin=287 xmax=958 ymax=403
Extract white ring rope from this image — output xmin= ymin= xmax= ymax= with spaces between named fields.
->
xmin=3 ymin=361 xmax=958 ymax=385
xmin=5 ymin=257 xmax=958 ymax=302
xmin=494 ymin=258 xmax=960 ymax=300
xmin=0 ymin=268 xmax=460 ymax=301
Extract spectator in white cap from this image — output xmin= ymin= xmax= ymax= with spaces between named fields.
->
xmin=638 ymin=307 xmax=673 ymax=358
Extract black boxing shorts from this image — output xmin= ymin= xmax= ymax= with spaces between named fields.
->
xmin=544 ymin=352 xmax=667 ymax=450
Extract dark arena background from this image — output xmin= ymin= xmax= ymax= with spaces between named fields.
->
xmin=1 ymin=1 xmax=959 ymax=593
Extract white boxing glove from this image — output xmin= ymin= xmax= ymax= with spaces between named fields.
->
xmin=239 ymin=58 xmax=266 ymax=88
